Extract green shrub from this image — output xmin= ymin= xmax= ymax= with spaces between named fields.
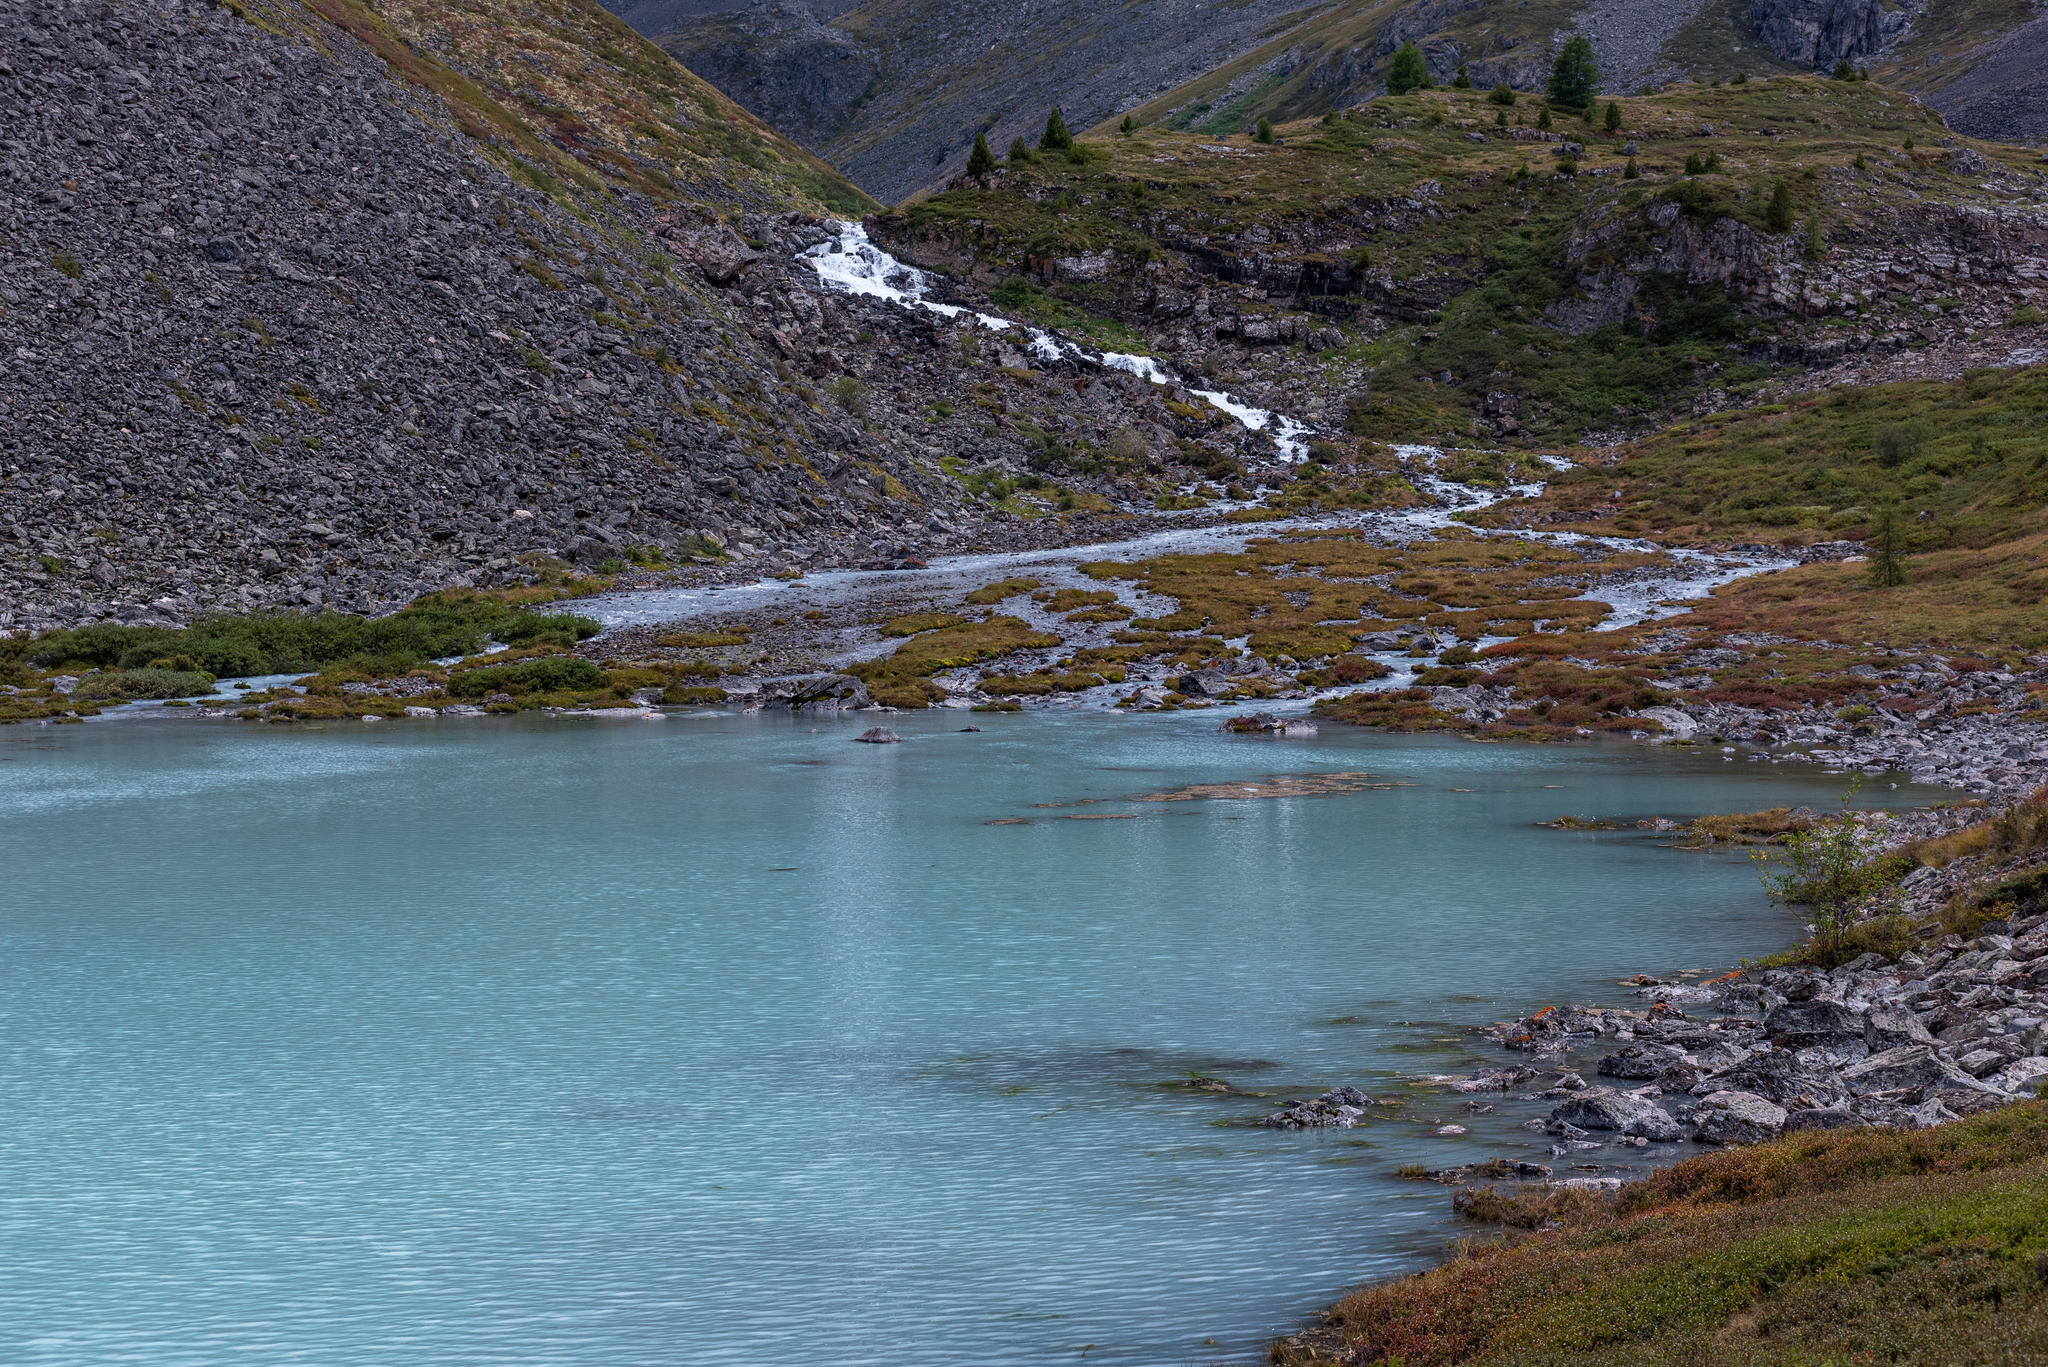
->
xmin=446 ymin=656 xmax=605 ymax=698
xmin=70 ymin=668 xmax=217 ymax=701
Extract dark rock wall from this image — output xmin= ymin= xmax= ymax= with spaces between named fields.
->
xmin=1749 ymin=0 xmax=1888 ymax=71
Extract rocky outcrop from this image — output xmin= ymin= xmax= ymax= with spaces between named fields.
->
xmin=1749 ymin=0 xmax=1889 ymax=72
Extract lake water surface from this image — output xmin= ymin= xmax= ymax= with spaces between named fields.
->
xmin=0 ymin=711 xmax=1935 ymax=1365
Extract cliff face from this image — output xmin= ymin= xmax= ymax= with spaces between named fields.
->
xmin=1748 ymin=0 xmax=1890 ymax=71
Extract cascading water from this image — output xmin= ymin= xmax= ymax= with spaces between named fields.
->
xmin=800 ymin=222 xmax=1312 ymax=458
xmin=791 ymin=223 xmax=1791 ymax=632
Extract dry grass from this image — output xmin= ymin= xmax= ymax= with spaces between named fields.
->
xmin=1283 ymin=1103 xmax=2048 ymax=1367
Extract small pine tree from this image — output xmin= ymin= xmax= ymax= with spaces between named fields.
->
xmin=966 ymin=131 xmax=995 ymax=177
xmin=1547 ymin=32 xmax=1599 ymax=110
xmin=1624 ymin=157 xmax=1639 ymax=179
xmin=1008 ymin=136 xmax=1036 ymax=163
xmin=1537 ymin=103 xmax=1552 ymax=131
xmin=1487 ymin=82 xmax=1517 ymax=107
xmin=1858 ymin=66 xmax=1870 ymax=80
xmin=1903 ymin=135 xmax=1915 ymax=150
xmin=1733 ymin=70 xmax=1749 ymax=84
xmin=1321 ymin=109 xmax=1336 ymax=125
xmin=1040 ymin=107 xmax=1073 ymax=152
xmin=1556 ymin=152 xmax=1578 ymax=175
xmin=1832 ymin=58 xmax=1855 ymax=80
xmin=1854 ymin=150 xmax=1867 ymax=170
xmin=1866 ymin=505 xmax=1909 ymax=587
xmin=1386 ymin=41 xmax=1429 ymax=95
xmin=1495 ymin=108 xmax=1507 ymax=127
xmin=1119 ymin=113 xmax=1137 ymax=136
xmin=1603 ymin=100 xmax=1622 ymax=133
xmin=1685 ymin=151 xmax=1704 ymax=175
xmin=1254 ymin=117 xmax=1274 ymax=144
xmin=1453 ymin=63 xmax=1472 ymax=89
xmin=1803 ymin=212 xmax=1826 ymax=259
xmin=1766 ymin=179 xmax=1794 ymax=231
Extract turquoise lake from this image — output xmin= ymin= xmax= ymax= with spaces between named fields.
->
xmin=0 ymin=711 xmax=1937 ymax=1365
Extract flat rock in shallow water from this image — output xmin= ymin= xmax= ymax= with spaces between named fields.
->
xmin=1547 ymin=1087 xmax=1685 ymax=1142
xmin=854 ymin=727 xmax=901 ymax=743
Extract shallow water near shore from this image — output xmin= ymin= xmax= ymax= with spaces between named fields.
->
xmin=0 ymin=713 xmax=1940 ymax=1366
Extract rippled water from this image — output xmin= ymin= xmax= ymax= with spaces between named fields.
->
xmin=0 ymin=712 xmax=1935 ymax=1365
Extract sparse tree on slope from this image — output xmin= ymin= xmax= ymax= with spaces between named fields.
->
xmin=966 ymin=131 xmax=995 ymax=177
xmin=1548 ymin=33 xmax=1599 ymax=110
xmin=1386 ymin=41 xmax=1429 ymax=96
xmin=1040 ymin=107 xmax=1072 ymax=152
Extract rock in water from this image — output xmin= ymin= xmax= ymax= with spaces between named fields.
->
xmin=854 ymin=727 xmax=901 ymax=743
xmin=1546 ymin=1087 xmax=1685 ymax=1141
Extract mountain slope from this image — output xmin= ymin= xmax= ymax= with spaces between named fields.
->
xmin=620 ymin=0 xmax=1339 ymax=202
xmin=0 ymin=0 xmax=911 ymax=633
xmin=633 ymin=0 xmax=2048 ymax=210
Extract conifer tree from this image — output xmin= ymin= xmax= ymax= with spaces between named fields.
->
xmin=966 ymin=131 xmax=995 ymax=177
xmin=1624 ymin=157 xmax=1639 ymax=179
xmin=1386 ymin=41 xmax=1429 ymax=96
xmin=1254 ymin=117 xmax=1274 ymax=144
xmin=1040 ymin=107 xmax=1073 ymax=152
xmin=1008 ymin=136 xmax=1035 ymax=163
xmin=1119 ymin=113 xmax=1138 ymax=135
xmin=1547 ymin=33 xmax=1599 ymax=109
xmin=1537 ymin=102 xmax=1552 ymax=131
xmin=1832 ymin=58 xmax=1855 ymax=80
xmin=1603 ymin=99 xmax=1622 ymax=133
xmin=1867 ymin=505 xmax=1909 ymax=587
xmin=1487 ymin=82 xmax=1516 ymax=107
xmin=1453 ymin=63 xmax=1472 ymax=88
xmin=1766 ymin=179 xmax=1794 ymax=231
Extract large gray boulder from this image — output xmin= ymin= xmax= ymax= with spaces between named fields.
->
xmin=1694 ymin=1090 xmax=1788 ymax=1145
xmin=1692 ymin=1050 xmax=1845 ymax=1107
xmin=1765 ymin=998 xmax=1865 ymax=1050
xmin=1864 ymin=1008 xmax=1936 ymax=1052
xmin=1547 ymin=1087 xmax=1685 ymax=1142
xmin=1784 ymin=1106 xmax=1866 ymax=1132
xmin=1841 ymin=1044 xmax=1998 ymax=1097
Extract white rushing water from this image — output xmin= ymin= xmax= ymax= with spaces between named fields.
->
xmin=799 ymin=222 xmax=1312 ymax=458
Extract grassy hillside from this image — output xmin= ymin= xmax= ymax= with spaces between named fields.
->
xmin=897 ymin=76 xmax=2031 ymax=443
xmin=1277 ymin=1102 xmax=2048 ymax=1366
xmin=284 ymin=0 xmax=876 ymax=217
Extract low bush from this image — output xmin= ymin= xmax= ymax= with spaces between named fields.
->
xmin=445 ymin=656 xmax=606 ymax=698
xmin=69 ymin=668 xmax=216 ymax=701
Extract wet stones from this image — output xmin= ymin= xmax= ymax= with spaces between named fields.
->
xmin=1261 ymin=1085 xmax=1375 ymax=1129
xmin=853 ymin=726 xmax=900 ymax=743
xmin=1545 ymin=1086 xmax=1686 ymax=1142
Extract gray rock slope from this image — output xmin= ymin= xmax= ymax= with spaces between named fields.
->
xmin=0 ymin=0 xmax=970 ymax=631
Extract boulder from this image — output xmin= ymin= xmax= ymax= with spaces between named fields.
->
xmin=853 ymin=727 xmax=901 ymax=744
xmin=1692 ymin=1050 xmax=1846 ymax=1107
xmin=1841 ymin=1044 xmax=1998 ymax=1097
xmin=1997 ymin=1056 xmax=2048 ymax=1095
xmin=1597 ymin=1045 xmax=1681 ymax=1079
xmin=1864 ymin=1007 xmax=1936 ymax=1051
xmin=1694 ymin=1090 xmax=1788 ymax=1145
xmin=1765 ymin=998 xmax=1865 ymax=1050
xmin=1783 ymin=1106 xmax=1866 ymax=1132
xmin=1547 ymin=1087 xmax=1685 ymax=1141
